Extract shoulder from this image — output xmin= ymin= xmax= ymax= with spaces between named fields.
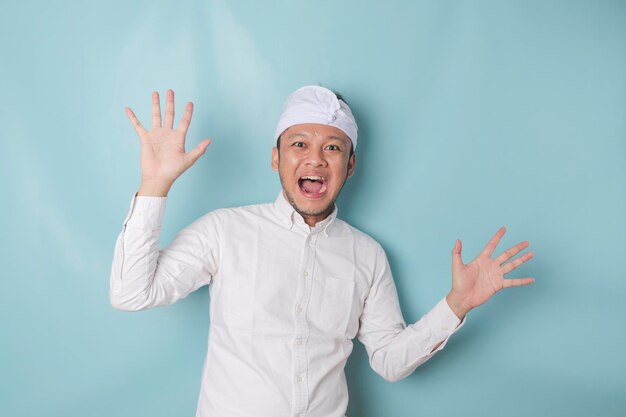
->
xmin=217 ymin=199 xmax=274 ymax=215
xmin=187 ymin=200 xmax=277 ymax=237
xmin=332 ymin=217 xmax=385 ymax=254
xmin=203 ymin=200 xmax=278 ymax=224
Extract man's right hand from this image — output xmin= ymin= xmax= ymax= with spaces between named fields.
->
xmin=125 ymin=89 xmax=212 ymax=197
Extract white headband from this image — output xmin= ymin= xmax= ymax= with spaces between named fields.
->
xmin=275 ymin=85 xmax=358 ymax=149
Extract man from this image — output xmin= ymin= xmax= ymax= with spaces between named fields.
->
xmin=110 ymin=86 xmax=535 ymax=417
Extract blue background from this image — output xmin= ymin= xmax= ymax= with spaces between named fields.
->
xmin=2 ymin=1 xmax=625 ymax=416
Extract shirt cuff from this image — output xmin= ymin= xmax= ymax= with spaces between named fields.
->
xmin=123 ymin=192 xmax=168 ymax=230
xmin=430 ymin=297 xmax=465 ymax=331
xmin=424 ymin=296 xmax=467 ymax=354
xmin=442 ymin=296 xmax=467 ymax=330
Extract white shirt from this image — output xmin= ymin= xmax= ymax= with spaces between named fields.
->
xmin=109 ymin=191 xmax=466 ymax=417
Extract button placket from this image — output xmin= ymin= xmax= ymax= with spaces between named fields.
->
xmin=292 ymin=233 xmax=315 ymax=416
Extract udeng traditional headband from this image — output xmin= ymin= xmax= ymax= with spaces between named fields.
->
xmin=274 ymin=85 xmax=358 ymax=149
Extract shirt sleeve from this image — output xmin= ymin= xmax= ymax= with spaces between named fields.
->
xmin=109 ymin=193 xmax=220 ymax=311
xmin=356 ymin=244 xmax=466 ymax=382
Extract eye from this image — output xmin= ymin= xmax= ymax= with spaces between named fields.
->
xmin=292 ymin=141 xmax=305 ymax=148
xmin=325 ymin=144 xmax=341 ymax=151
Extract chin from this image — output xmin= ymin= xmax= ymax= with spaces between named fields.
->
xmin=284 ymin=188 xmax=335 ymax=218
xmin=297 ymin=201 xmax=334 ymax=217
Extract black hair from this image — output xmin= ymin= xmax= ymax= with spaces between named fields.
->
xmin=333 ymin=91 xmax=349 ymax=106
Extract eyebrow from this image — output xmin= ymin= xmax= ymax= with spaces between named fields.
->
xmin=286 ymin=132 xmax=310 ymax=140
xmin=286 ymin=132 xmax=349 ymax=143
xmin=327 ymin=135 xmax=347 ymax=142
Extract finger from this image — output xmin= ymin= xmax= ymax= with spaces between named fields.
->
xmin=125 ymin=107 xmax=148 ymax=138
xmin=501 ymin=251 xmax=534 ymax=275
xmin=185 ymin=139 xmax=212 ymax=166
xmin=503 ymin=277 xmax=535 ymax=288
xmin=451 ymin=239 xmax=463 ymax=268
xmin=152 ymin=91 xmax=162 ymax=128
xmin=164 ymin=89 xmax=175 ymax=129
xmin=495 ymin=240 xmax=530 ymax=265
xmin=480 ymin=226 xmax=506 ymax=257
xmin=177 ymin=102 xmax=193 ymax=134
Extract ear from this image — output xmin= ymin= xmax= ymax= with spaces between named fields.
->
xmin=346 ymin=153 xmax=356 ymax=178
xmin=271 ymin=146 xmax=279 ymax=171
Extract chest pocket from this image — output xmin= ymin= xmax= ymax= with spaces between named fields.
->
xmin=317 ymin=276 xmax=359 ymax=337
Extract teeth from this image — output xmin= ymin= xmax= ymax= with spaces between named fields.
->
xmin=300 ymin=176 xmax=323 ymax=182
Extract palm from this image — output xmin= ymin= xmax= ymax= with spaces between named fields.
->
xmin=449 ymin=227 xmax=535 ymax=312
xmin=126 ymin=90 xmax=211 ymax=185
xmin=139 ymin=127 xmax=190 ymax=182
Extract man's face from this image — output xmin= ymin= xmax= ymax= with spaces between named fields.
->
xmin=272 ymin=123 xmax=356 ymax=227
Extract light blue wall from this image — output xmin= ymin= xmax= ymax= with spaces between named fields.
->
xmin=2 ymin=1 xmax=625 ymax=416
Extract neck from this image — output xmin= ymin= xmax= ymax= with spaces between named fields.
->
xmin=301 ymin=206 xmax=334 ymax=227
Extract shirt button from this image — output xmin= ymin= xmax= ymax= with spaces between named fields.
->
xmin=296 ymin=339 xmax=303 ymax=345
xmin=303 ymin=271 xmax=308 ymax=277
xmin=296 ymin=306 xmax=303 ymax=314
xmin=296 ymin=376 xmax=302 ymax=382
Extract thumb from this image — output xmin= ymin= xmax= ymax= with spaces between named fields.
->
xmin=452 ymin=239 xmax=463 ymax=267
xmin=187 ymin=138 xmax=212 ymax=165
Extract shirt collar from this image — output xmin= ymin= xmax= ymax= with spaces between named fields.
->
xmin=273 ymin=191 xmax=338 ymax=237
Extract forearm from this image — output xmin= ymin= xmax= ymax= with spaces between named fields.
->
xmin=358 ymin=247 xmax=466 ymax=382
xmin=361 ymin=297 xmax=465 ymax=382
xmin=109 ymin=195 xmax=169 ymax=311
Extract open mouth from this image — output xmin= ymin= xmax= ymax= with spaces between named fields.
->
xmin=298 ymin=175 xmax=328 ymax=198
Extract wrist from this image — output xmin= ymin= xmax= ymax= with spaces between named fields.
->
xmin=137 ymin=179 xmax=173 ymax=197
xmin=446 ymin=292 xmax=471 ymax=321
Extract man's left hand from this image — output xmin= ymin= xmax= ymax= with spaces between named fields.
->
xmin=446 ymin=226 xmax=535 ymax=320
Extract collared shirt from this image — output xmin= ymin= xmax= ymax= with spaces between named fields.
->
xmin=109 ymin=191 xmax=466 ymax=417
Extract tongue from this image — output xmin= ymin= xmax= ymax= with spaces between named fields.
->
xmin=302 ymin=179 xmax=323 ymax=194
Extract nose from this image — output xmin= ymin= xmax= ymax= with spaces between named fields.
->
xmin=305 ymin=146 xmax=327 ymax=167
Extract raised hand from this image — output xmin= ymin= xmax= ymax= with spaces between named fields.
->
xmin=125 ymin=89 xmax=212 ymax=196
xmin=446 ymin=227 xmax=535 ymax=319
